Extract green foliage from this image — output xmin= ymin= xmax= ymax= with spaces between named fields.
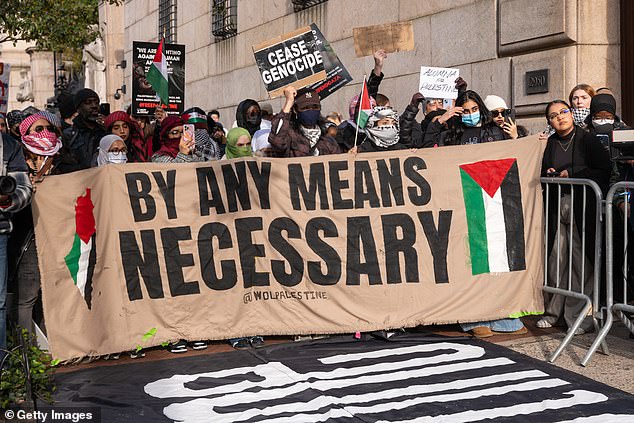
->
xmin=0 ymin=0 xmax=123 ymax=51
xmin=0 ymin=329 xmax=56 ymax=410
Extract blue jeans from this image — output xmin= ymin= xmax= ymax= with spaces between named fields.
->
xmin=460 ymin=318 xmax=524 ymax=333
xmin=0 ymin=234 xmax=8 ymax=359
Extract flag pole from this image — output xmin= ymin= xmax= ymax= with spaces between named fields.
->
xmin=353 ymin=74 xmax=367 ymax=149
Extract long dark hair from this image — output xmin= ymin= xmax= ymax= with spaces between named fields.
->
xmin=544 ymin=100 xmax=571 ymax=123
xmin=444 ymin=90 xmax=493 ymax=145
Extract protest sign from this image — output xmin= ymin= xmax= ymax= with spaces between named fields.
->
xmin=34 ymin=138 xmax=545 ymax=360
xmin=132 ymin=41 xmax=185 ymax=116
xmin=0 ymin=63 xmax=10 ymax=113
xmin=353 ymin=21 xmax=414 ymax=57
xmin=419 ymin=66 xmax=460 ymax=100
xmin=253 ymin=27 xmax=327 ymax=98
xmin=306 ymin=23 xmax=353 ymax=100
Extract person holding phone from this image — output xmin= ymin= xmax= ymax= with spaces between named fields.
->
xmin=483 ymin=95 xmax=528 ymax=140
xmin=538 ymin=100 xmax=611 ymax=334
xmin=151 ymin=116 xmax=201 ymax=163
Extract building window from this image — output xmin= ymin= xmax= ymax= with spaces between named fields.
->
xmin=292 ymin=0 xmax=327 ymax=12
xmin=212 ymin=0 xmax=237 ymax=40
xmin=159 ymin=0 xmax=177 ymax=42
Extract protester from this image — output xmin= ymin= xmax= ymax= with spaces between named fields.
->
xmin=269 ymin=87 xmax=341 ymax=157
xmin=251 ymin=102 xmax=272 ymax=156
xmin=60 ymin=88 xmax=106 ymax=172
xmin=336 ymin=94 xmax=377 ymax=152
xmin=538 ymin=100 xmax=612 ymax=334
xmin=95 ymin=134 xmax=128 ymax=166
xmin=8 ymin=113 xmax=63 ymax=342
xmin=56 ymin=91 xmax=77 ymax=132
xmin=183 ymin=107 xmax=220 ymax=161
xmin=424 ymin=90 xmax=506 ymax=146
xmin=223 ymin=127 xmax=252 ymax=160
xmin=6 ymin=110 xmax=26 ymax=140
xmin=326 ymin=111 xmax=342 ymax=126
xmin=420 ymin=109 xmax=446 ymax=143
xmin=483 ymin=95 xmax=529 ymax=139
xmin=104 ymin=111 xmax=148 ymax=162
xmin=151 ymin=115 xmax=201 ymax=163
xmin=0 ymin=129 xmax=32 ymax=361
xmin=235 ymin=99 xmax=262 ymax=137
xmin=209 ymin=120 xmax=227 ymax=157
xmin=0 ymin=114 xmax=7 ymax=134
xmin=260 ymin=103 xmax=273 ymax=130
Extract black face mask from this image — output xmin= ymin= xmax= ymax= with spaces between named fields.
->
xmin=246 ymin=115 xmax=260 ymax=126
xmin=593 ymin=123 xmax=614 ymax=134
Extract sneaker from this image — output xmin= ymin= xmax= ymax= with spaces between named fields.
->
xmin=249 ymin=336 xmax=265 ymax=349
xmin=573 ymin=327 xmax=586 ymax=336
xmin=191 ymin=341 xmax=207 ymax=350
xmin=169 ymin=340 xmax=188 ymax=353
xmin=470 ymin=326 xmax=493 ymax=338
xmin=230 ymin=338 xmax=251 ymax=350
xmin=129 ymin=349 xmax=145 ymax=359
xmin=536 ymin=318 xmax=553 ymax=329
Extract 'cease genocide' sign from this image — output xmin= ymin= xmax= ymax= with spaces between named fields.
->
xmin=34 ymin=138 xmax=545 ymax=360
xmin=253 ymin=27 xmax=327 ymax=98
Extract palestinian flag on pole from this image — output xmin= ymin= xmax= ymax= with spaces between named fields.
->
xmin=459 ymin=158 xmax=526 ymax=275
xmin=64 ymin=189 xmax=97 ymax=309
xmin=356 ymin=77 xmax=372 ymax=129
xmin=146 ymin=37 xmax=169 ymax=106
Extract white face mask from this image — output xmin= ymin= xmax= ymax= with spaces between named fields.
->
xmin=592 ymin=119 xmax=614 ymax=127
xmin=366 ymin=125 xmax=399 ymax=148
xmin=107 ymin=152 xmax=128 ymax=164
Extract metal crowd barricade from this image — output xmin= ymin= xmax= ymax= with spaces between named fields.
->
xmin=541 ymin=177 xmax=608 ymax=365
xmin=582 ymin=181 xmax=634 ymax=366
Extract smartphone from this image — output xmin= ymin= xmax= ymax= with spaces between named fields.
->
xmin=596 ymin=133 xmax=610 ymax=148
xmin=100 ymin=103 xmax=111 ymax=116
xmin=504 ymin=109 xmax=515 ymax=124
xmin=183 ymin=124 xmax=195 ymax=144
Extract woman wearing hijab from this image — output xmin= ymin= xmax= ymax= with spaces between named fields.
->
xmin=104 ymin=111 xmax=148 ymax=162
xmin=8 ymin=112 xmax=63 ymax=341
xmin=95 ymin=134 xmax=128 ymax=167
xmin=222 ymin=127 xmax=253 ymax=160
xmin=151 ymin=115 xmax=201 ymax=163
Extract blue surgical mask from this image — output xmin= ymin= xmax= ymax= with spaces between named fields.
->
xmin=462 ymin=111 xmax=481 ymax=127
xmin=297 ymin=110 xmax=320 ymax=126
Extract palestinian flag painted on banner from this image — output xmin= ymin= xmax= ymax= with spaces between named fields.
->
xmin=64 ymin=189 xmax=97 ymax=309
xmin=460 ymin=158 xmax=526 ymax=275
xmin=146 ymin=37 xmax=169 ymax=106
xmin=356 ymin=77 xmax=372 ymax=129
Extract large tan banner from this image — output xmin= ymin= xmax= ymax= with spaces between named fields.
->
xmin=34 ymin=138 xmax=545 ymax=360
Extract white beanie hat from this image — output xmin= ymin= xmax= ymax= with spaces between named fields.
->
xmin=483 ymin=95 xmax=508 ymax=111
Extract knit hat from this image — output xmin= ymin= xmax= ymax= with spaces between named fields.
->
xmin=73 ymin=88 xmax=99 ymax=109
xmin=295 ymin=89 xmax=321 ymax=109
xmin=590 ymin=93 xmax=616 ymax=117
xmin=182 ymin=107 xmax=208 ymax=130
xmin=483 ymin=95 xmax=508 ymax=111
xmin=159 ymin=115 xmax=184 ymax=141
xmin=57 ymin=92 xmax=76 ymax=119
xmin=104 ymin=111 xmax=132 ymax=130
xmin=6 ymin=110 xmax=26 ymax=128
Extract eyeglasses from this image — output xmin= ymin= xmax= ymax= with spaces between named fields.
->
xmin=548 ymin=108 xmax=571 ymax=121
xmin=31 ymin=125 xmax=58 ymax=134
xmin=491 ymin=109 xmax=511 ymax=118
xmin=108 ymin=149 xmax=127 ymax=155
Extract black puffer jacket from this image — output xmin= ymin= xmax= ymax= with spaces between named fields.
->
xmin=60 ymin=116 xmax=106 ymax=173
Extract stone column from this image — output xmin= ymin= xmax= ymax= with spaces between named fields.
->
xmin=99 ymin=1 xmax=126 ymax=111
xmin=25 ymin=47 xmax=55 ymax=109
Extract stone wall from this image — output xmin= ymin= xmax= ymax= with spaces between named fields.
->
xmin=120 ymin=0 xmax=621 ymax=133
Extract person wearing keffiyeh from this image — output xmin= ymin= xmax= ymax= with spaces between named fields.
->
xmin=151 ymin=115 xmax=201 ymax=163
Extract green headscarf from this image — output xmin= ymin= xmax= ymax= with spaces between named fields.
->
xmin=225 ymin=127 xmax=253 ymax=159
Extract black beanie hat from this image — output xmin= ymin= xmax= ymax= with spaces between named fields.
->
xmin=73 ymin=88 xmax=99 ymax=109
xmin=590 ymin=93 xmax=616 ymax=117
xmin=57 ymin=92 xmax=76 ymax=119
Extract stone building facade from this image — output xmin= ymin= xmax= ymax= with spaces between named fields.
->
xmin=105 ymin=0 xmax=625 ymax=132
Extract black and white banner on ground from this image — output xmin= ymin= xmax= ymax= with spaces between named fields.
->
xmin=51 ymin=335 xmax=634 ymax=422
xmin=253 ymin=26 xmax=327 ymax=98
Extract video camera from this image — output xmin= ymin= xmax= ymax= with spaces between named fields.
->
xmin=607 ymin=129 xmax=634 ymax=161
xmin=0 ymin=175 xmax=16 ymax=196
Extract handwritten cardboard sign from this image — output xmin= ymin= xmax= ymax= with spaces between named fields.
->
xmin=418 ymin=66 xmax=460 ymax=100
xmin=253 ymin=26 xmax=327 ymax=98
xmin=353 ymin=22 xmax=414 ymax=57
